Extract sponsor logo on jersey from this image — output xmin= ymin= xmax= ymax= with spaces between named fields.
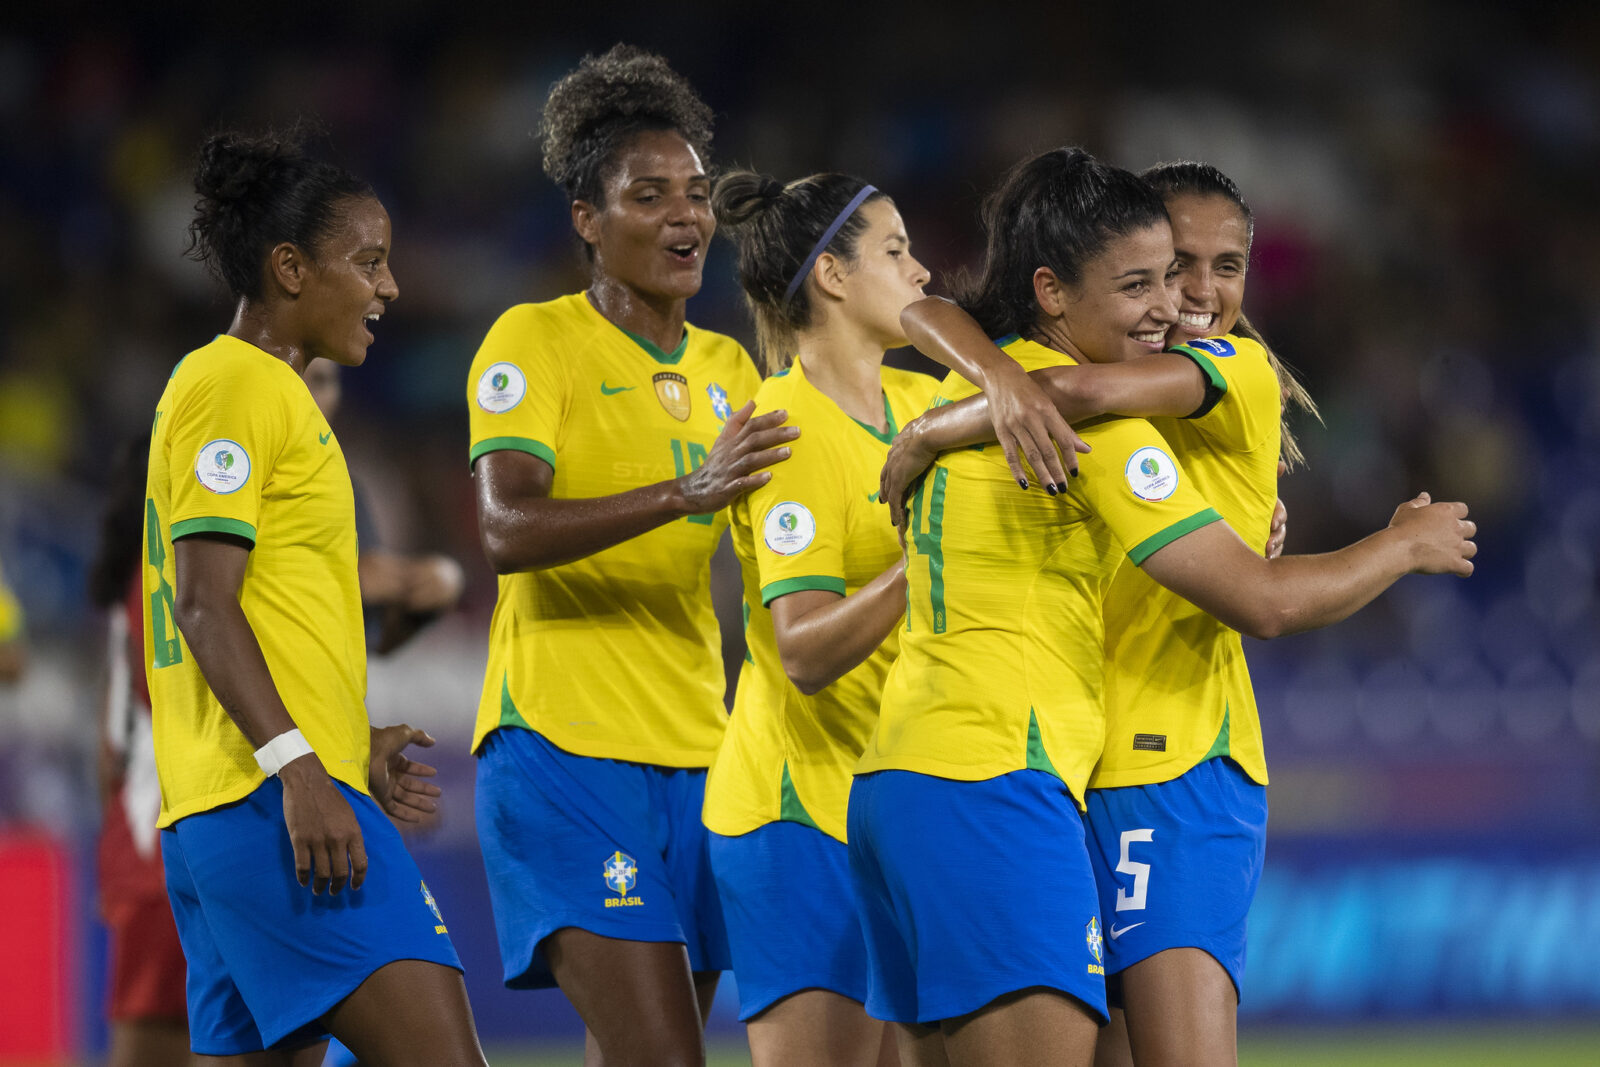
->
xmin=600 ymin=381 xmax=635 ymax=395
xmin=477 ymin=361 xmax=527 ymax=413
xmin=194 ymin=439 xmax=250 ymax=494
xmin=318 ymin=430 xmax=332 ymax=445
xmin=1124 ymin=446 xmax=1178 ymax=502
xmin=654 ymin=372 xmax=691 ymax=421
xmin=1109 ymin=921 xmax=1146 ymax=940
xmin=1188 ymin=337 xmax=1236 ymax=358
xmin=1132 ymin=733 xmax=1167 ymax=752
xmin=707 ymin=382 xmax=732 ymax=422
xmin=603 ymin=850 xmax=643 ymax=907
xmin=421 ymin=879 xmax=448 ymax=934
xmin=1086 ymin=916 xmax=1105 ymax=974
xmin=763 ymin=501 xmax=816 ymax=555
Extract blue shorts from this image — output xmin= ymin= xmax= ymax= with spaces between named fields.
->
xmin=1084 ymin=756 xmax=1267 ymax=999
xmin=710 ymin=820 xmax=869 ymax=1019
xmin=161 ymin=778 xmax=462 ymax=1056
xmin=847 ymin=769 xmax=1108 ymax=1026
xmin=475 ymin=727 xmax=730 ymax=989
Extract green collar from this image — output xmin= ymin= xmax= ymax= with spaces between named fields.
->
xmin=618 ymin=324 xmax=688 ymax=365
xmin=850 ymin=391 xmax=898 ymax=444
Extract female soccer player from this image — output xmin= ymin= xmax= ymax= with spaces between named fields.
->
xmin=881 ymin=162 xmax=1322 ymax=1067
xmin=467 ymin=47 xmax=792 ymax=1065
xmin=147 ymin=129 xmax=484 ymax=1066
xmin=848 ymin=147 xmax=1475 ymax=1067
xmin=702 ymin=170 xmax=934 ymax=1065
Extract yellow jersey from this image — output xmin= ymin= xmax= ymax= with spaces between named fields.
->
xmin=0 ymin=554 xmax=21 ymax=644
xmin=144 ymin=337 xmax=369 ymax=827
xmin=856 ymin=337 xmax=1221 ymax=806
xmin=1093 ymin=334 xmax=1283 ymax=788
xmin=704 ymin=358 xmax=939 ymax=842
xmin=467 ymin=293 xmax=761 ymax=765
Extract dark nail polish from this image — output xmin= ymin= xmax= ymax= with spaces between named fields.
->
xmin=1046 ymin=484 xmax=1058 ymax=496
xmin=1018 ymin=478 xmax=1028 ymax=490
xmin=1055 ymin=482 xmax=1069 ymax=493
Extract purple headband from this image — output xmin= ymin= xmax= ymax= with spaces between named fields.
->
xmin=782 ymin=184 xmax=878 ymax=303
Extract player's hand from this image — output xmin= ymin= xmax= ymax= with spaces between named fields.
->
xmin=1266 ymin=497 xmax=1288 ymax=559
xmin=369 ymin=723 xmax=441 ymax=825
xmin=280 ymin=755 xmax=368 ymax=895
xmin=1388 ymin=492 xmax=1477 ymax=576
xmin=678 ymin=401 xmax=797 ymax=512
xmin=879 ymin=417 xmax=938 ymax=531
xmin=986 ymin=362 xmax=1090 ymax=491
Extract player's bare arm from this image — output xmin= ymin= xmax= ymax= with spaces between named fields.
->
xmin=474 ymin=399 xmax=795 ymax=572
xmin=768 ymin=565 xmax=908 ymax=695
xmin=173 ymin=533 xmax=367 ymax=895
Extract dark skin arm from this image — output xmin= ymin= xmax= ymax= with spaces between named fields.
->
xmin=768 ymin=564 xmax=907 ymax=695
xmin=174 ymin=534 xmax=366 ymax=894
xmin=476 ymin=401 xmax=796 ymax=573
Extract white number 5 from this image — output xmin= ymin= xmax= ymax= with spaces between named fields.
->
xmin=1115 ymin=829 xmax=1154 ymax=912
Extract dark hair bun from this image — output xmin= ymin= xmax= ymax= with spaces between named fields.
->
xmin=712 ymin=170 xmax=786 ymax=228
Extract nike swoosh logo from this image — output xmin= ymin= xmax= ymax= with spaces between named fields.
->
xmin=867 ymin=490 xmax=882 ymax=502
xmin=319 ymin=431 xmax=332 ymax=444
xmin=600 ymin=382 xmax=635 ymax=395
xmin=1109 ymin=922 xmax=1145 ymax=939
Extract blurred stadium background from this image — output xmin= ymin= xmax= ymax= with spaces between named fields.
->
xmin=1 ymin=2 xmax=1597 ymax=1063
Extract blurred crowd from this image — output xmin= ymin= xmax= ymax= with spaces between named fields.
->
xmin=2 ymin=3 xmax=1598 ymax=840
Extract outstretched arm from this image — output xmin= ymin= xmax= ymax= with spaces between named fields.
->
xmin=1141 ymin=493 xmax=1476 ymax=640
xmin=173 ymin=534 xmax=367 ymax=895
xmin=475 ymin=401 xmax=796 ymax=573
xmin=768 ymin=563 xmax=907 ymax=695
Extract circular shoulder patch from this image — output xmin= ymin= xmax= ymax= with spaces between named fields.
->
xmin=762 ymin=501 xmax=816 ymax=556
xmin=194 ymin=439 xmax=251 ymax=494
xmin=1124 ymin=446 xmax=1178 ymax=502
xmin=477 ymin=362 xmax=527 ymax=413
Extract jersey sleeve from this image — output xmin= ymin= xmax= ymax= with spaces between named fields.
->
xmin=165 ymin=362 xmax=291 ymax=546
xmin=0 ymin=561 xmax=22 ymax=643
xmin=745 ymin=414 xmax=848 ymax=606
xmin=468 ymin=305 xmax=572 ymax=472
xmin=1170 ymin=336 xmax=1282 ymax=453
xmin=1076 ymin=416 xmax=1222 ymax=565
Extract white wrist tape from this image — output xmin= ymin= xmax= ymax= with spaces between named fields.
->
xmin=254 ymin=728 xmax=315 ymax=776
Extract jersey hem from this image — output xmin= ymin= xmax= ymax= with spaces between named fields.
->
xmin=1088 ymin=754 xmax=1269 ymax=790
xmin=156 ymin=763 xmax=370 ymax=828
xmin=702 ymin=810 xmax=849 ymax=844
xmin=469 ymin=436 xmax=556 ymax=471
xmin=760 ymin=575 xmax=847 ymax=606
xmin=469 ymin=721 xmax=721 ymax=768
xmin=170 ymin=516 xmax=257 ymax=545
xmin=1128 ymin=508 xmax=1222 ymax=565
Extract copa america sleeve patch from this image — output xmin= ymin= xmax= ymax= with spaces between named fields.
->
xmin=1186 ymin=337 xmax=1236 ymax=358
xmin=1124 ymin=446 xmax=1178 ymax=501
xmin=194 ymin=439 xmax=251 ymax=494
xmin=477 ymin=361 xmax=527 ymax=413
xmin=762 ymin=501 xmax=817 ymax=555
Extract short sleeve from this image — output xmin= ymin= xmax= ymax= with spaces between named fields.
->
xmin=166 ymin=364 xmax=291 ymax=546
xmin=1076 ymin=417 xmax=1222 ymax=566
xmin=1170 ymin=336 xmax=1282 ymax=453
xmin=468 ymin=305 xmax=571 ymax=472
xmin=746 ymin=427 xmax=848 ymax=606
xmin=0 ymin=563 xmax=22 ymax=643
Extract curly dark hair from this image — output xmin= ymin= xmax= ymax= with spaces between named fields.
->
xmin=539 ymin=44 xmax=714 ymax=206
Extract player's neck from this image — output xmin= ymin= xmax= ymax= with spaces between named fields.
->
xmin=227 ymin=301 xmax=310 ymax=375
xmin=586 ymin=280 xmax=686 ymax=355
xmin=795 ymin=326 xmax=886 ymax=431
xmin=1030 ymin=316 xmax=1093 ymax=365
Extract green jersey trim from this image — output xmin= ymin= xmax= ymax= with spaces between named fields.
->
xmin=1199 ymin=702 xmax=1232 ymax=763
xmin=1025 ymin=709 xmax=1063 ymax=779
xmin=618 ymin=324 xmax=689 ymax=365
xmin=849 ymin=392 xmax=899 ymax=444
xmin=498 ymin=673 xmax=534 ymax=731
xmin=1170 ymin=346 xmax=1229 ymax=419
xmin=1128 ymin=508 xmax=1223 ymax=566
xmin=761 ymin=575 xmax=847 ymax=607
xmin=469 ymin=436 xmax=556 ymax=471
xmin=779 ymin=762 xmax=823 ymax=831
xmin=741 ymin=601 xmax=754 ymax=665
xmin=171 ymin=517 xmax=256 ymax=545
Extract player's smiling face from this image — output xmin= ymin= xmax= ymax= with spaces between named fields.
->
xmin=1058 ymin=221 xmax=1179 ymax=364
xmin=297 ymin=196 xmax=397 ymax=368
xmin=830 ymin=199 xmax=931 ymax=349
xmin=579 ymin=129 xmax=714 ymax=304
xmin=1165 ymin=192 xmax=1250 ymax=345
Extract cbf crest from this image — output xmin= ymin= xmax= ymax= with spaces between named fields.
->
xmin=1085 ymin=916 xmax=1105 ymax=975
xmin=421 ymin=879 xmax=447 ymax=934
xmin=603 ymin=850 xmax=643 ymax=908
xmin=654 ymin=372 xmax=691 ymax=421
xmin=706 ymin=382 xmax=732 ymax=423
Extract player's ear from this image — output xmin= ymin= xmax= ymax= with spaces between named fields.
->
xmin=572 ymin=199 xmax=600 ymax=249
xmin=812 ymin=252 xmax=850 ymax=302
xmin=268 ymin=242 xmax=307 ymax=297
xmin=1033 ymin=266 xmax=1067 ymax=318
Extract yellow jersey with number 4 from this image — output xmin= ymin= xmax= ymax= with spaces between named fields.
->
xmin=856 ymin=336 xmax=1222 ymax=806
xmin=704 ymin=358 xmax=938 ymax=843
xmin=143 ymin=336 xmax=369 ymax=828
xmin=1093 ymin=334 xmax=1282 ymax=788
xmin=467 ymin=293 xmax=761 ymax=765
